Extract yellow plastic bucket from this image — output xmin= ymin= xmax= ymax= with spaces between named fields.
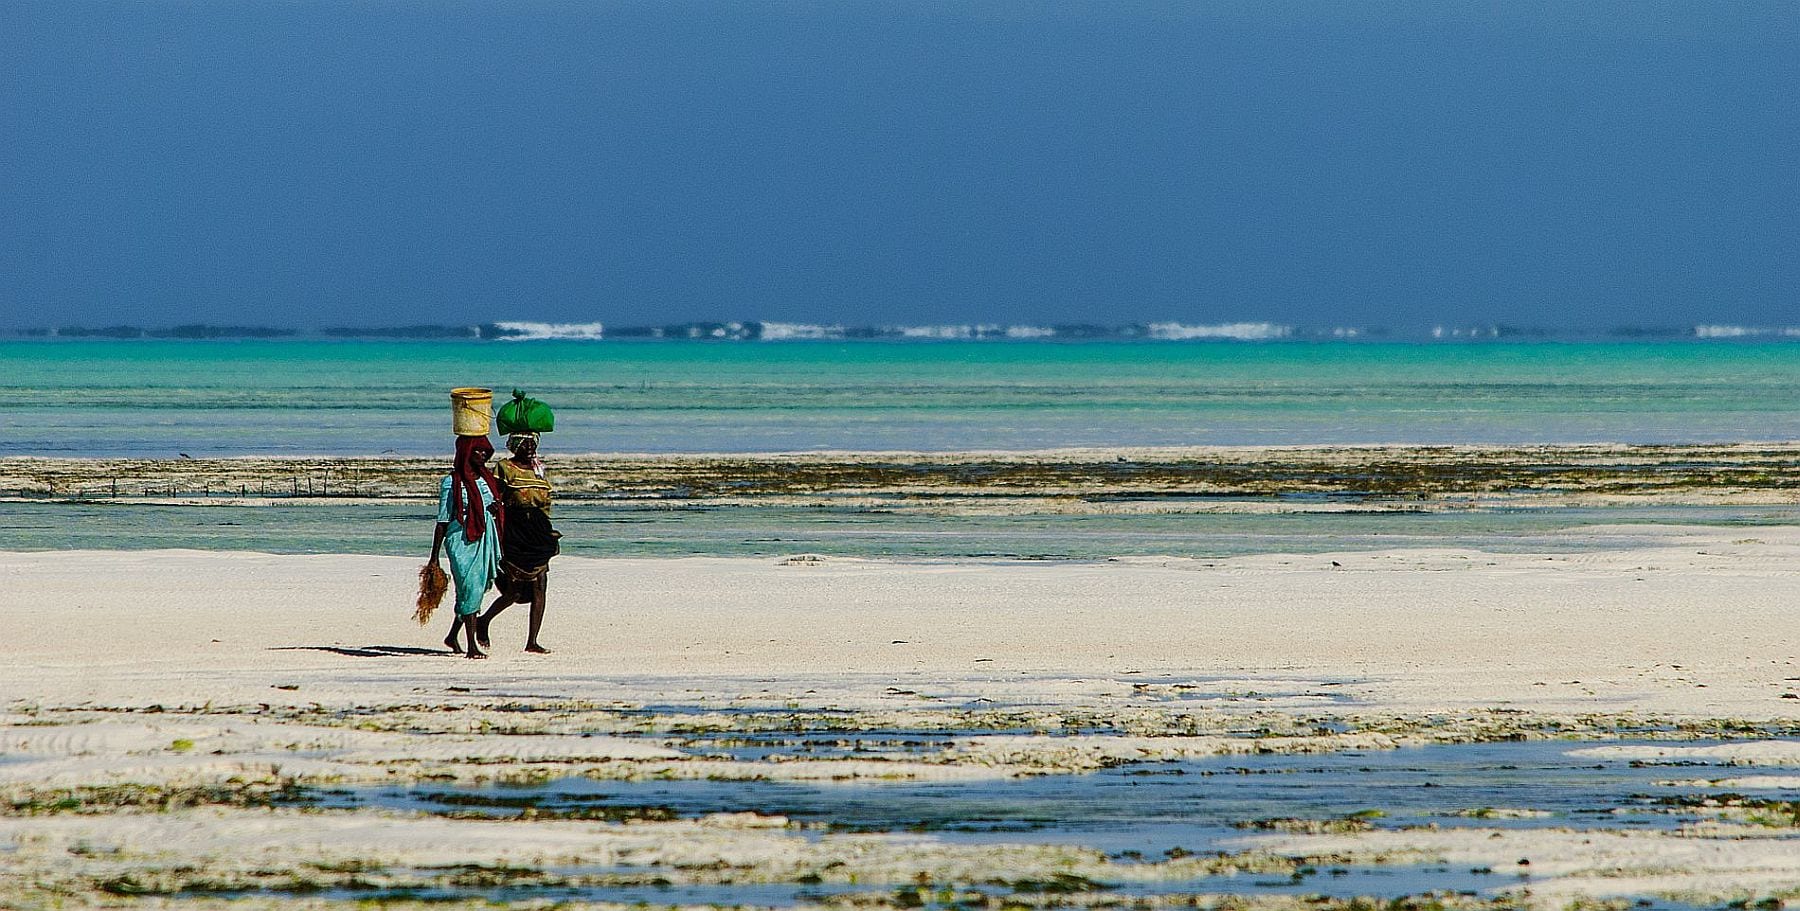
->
xmin=450 ymin=387 xmax=493 ymax=436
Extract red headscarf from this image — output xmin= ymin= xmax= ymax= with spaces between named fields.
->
xmin=451 ymin=435 xmax=502 ymax=543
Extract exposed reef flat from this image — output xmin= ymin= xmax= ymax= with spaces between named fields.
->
xmin=4 ymin=442 xmax=1800 ymax=506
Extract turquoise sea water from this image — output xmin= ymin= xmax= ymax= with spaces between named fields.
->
xmin=6 ymin=339 xmax=1800 ymax=456
xmin=3 ymin=500 xmax=1795 ymax=559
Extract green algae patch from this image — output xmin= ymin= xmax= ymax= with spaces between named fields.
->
xmin=1234 ymin=814 xmax=1380 ymax=834
xmin=6 ymin=780 xmax=311 ymax=815
xmin=1659 ymin=793 xmax=1800 ymax=827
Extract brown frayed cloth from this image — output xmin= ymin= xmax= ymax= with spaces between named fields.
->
xmin=414 ymin=562 xmax=449 ymax=625
xmin=494 ymin=559 xmax=548 ymax=602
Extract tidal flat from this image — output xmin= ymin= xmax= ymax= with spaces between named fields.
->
xmin=4 ymin=700 xmax=1800 ymax=910
xmin=7 ymin=445 xmax=1800 ymax=561
xmin=3 ymin=450 xmax=1800 ymax=909
xmin=5 ymin=443 xmax=1800 ymax=503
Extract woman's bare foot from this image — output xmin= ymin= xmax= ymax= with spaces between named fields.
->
xmin=524 ymin=643 xmax=551 ymax=654
xmin=465 ymin=648 xmax=487 ymax=659
xmin=475 ymin=616 xmax=492 ymax=649
xmin=443 ymin=632 xmax=463 ymax=655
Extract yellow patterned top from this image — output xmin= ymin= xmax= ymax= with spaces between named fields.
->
xmin=496 ymin=459 xmax=553 ymax=512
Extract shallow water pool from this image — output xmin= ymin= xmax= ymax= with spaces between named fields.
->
xmin=334 ymin=739 xmax=1800 ymax=857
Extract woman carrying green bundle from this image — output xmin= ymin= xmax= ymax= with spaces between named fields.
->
xmin=474 ymin=391 xmax=560 ymax=653
xmin=474 ymin=431 xmax=559 ymax=653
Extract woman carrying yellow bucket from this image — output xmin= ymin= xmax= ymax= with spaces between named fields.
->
xmin=428 ymin=390 xmax=503 ymax=658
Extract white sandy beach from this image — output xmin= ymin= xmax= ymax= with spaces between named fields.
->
xmin=4 ymin=530 xmax=1797 ymax=716
xmin=4 ymin=533 xmax=1800 ymax=909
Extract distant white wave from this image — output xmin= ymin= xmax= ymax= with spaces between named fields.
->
xmin=757 ymin=323 xmax=1063 ymax=341
xmin=895 ymin=324 xmax=1000 ymax=339
xmin=758 ymin=322 xmax=846 ymax=340
xmin=488 ymin=321 xmax=605 ymax=341
xmin=1696 ymin=325 xmax=1757 ymax=338
xmin=1432 ymin=325 xmax=1501 ymax=339
xmin=1146 ymin=322 xmax=1292 ymax=341
xmin=1695 ymin=325 xmax=1800 ymax=339
xmin=680 ymin=322 xmax=753 ymax=339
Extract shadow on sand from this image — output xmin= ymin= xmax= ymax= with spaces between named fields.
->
xmin=271 ymin=645 xmax=453 ymax=658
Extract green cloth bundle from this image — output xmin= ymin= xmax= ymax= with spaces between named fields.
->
xmin=496 ymin=389 xmax=555 ymax=435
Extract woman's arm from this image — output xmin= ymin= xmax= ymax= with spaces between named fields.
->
xmin=432 ymin=474 xmax=455 ymax=561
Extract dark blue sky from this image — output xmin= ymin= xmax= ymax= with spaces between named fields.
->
xmin=4 ymin=1 xmax=1795 ymax=329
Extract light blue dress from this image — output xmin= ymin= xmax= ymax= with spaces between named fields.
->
xmin=437 ymin=474 xmax=500 ymax=616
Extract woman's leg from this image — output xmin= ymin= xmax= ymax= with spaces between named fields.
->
xmin=475 ymin=593 xmax=515 ymax=648
xmin=443 ymin=615 xmax=464 ymax=654
xmin=464 ymin=614 xmax=485 ymax=659
xmin=524 ymin=572 xmax=550 ymax=654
